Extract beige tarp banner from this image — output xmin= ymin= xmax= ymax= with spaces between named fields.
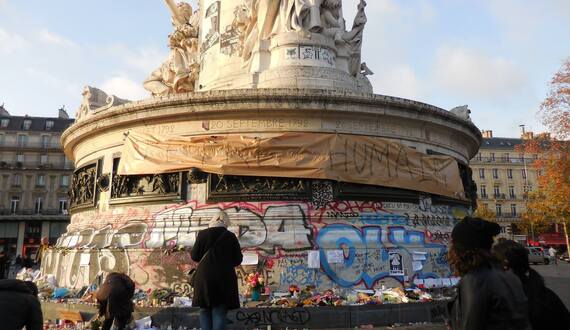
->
xmin=119 ymin=131 xmax=466 ymax=199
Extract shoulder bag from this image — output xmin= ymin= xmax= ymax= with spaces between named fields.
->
xmin=188 ymin=230 xmax=227 ymax=287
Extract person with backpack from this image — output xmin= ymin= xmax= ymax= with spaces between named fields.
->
xmin=191 ymin=211 xmax=243 ymax=330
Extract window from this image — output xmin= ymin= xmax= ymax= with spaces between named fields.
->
xmin=59 ymin=199 xmax=69 ymax=214
xmin=496 ymin=204 xmax=502 ymax=216
xmin=493 ymin=186 xmax=500 ymax=196
xmin=492 ymin=168 xmax=499 ymax=179
xmin=507 ymin=169 xmax=513 ymax=179
xmin=0 ymin=118 xmax=9 ymax=128
xmin=490 ymin=153 xmax=495 ymax=161
xmin=10 ymin=196 xmax=19 ymax=214
xmin=521 ymin=169 xmax=527 ymax=179
xmin=508 ymin=186 xmax=515 ymax=198
xmin=476 ymin=153 xmax=482 ymax=161
xmin=35 ymin=197 xmax=43 ymax=214
xmin=36 ymin=174 xmax=45 ymax=186
xmin=22 ymin=119 xmax=32 ymax=130
xmin=480 ymin=185 xmax=487 ymax=198
xmin=63 ymin=156 xmax=72 ymax=169
xmin=41 ymin=135 xmax=50 ymax=148
xmin=511 ymin=204 xmax=517 ymax=216
xmin=45 ymin=120 xmax=54 ymax=130
xmin=16 ymin=153 xmax=24 ymax=163
xmin=479 ymin=168 xmax=485 ymax=179
xmin=40 ymin=154 xmax=48 ymax=165
xmin=503 ymin=153 xmax=510 ymax=162
xmin=0 ymin=223 xmax=18 ymax=238
xmin=17 ymin=134 xmax=28 ymax=147
xmin=60 ymin=175 xmax=70 ymax=187
xmin=483 ymin=203 xmax=488 ymax=210
xmin=12 ymin=173 xmax=22 ymax=186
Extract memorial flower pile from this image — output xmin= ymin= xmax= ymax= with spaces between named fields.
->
xmin=246 ymin=272 xmax=264 ymax=292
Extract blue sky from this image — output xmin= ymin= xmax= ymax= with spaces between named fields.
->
xmin=1 ymin=0 xmax=569 ymax=137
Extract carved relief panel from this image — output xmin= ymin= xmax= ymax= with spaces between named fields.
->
xmin=110 ymin=158 xmax=185 ymax=204
xmin=69 ymin=160 xmax=100 ymax=210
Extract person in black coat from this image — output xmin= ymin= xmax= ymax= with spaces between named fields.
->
xmin=493 ymin=240 xmax=570 ymax=330
xmin=0 ymin=279 xmax=43 ymax=330
xmin=191 ymin=210 xmax=243 ymax=330
xmin=96 ymin=272 xmax=136 ymax=330
xmin=447 ymin=217 xmax=530 ymax=330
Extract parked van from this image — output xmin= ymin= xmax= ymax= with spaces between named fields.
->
xmin=526 ymin=246 xmax=550 ymax=264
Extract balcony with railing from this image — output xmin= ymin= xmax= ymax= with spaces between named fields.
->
xmin=0 ymin=141 xmax=63 ymax=151
xmin=0 ymin=160 xmax=74 ymax=170
xmin=0 ymin=208 xmax=69 ymax=217
xmin=493 ymin=193 xmax=507 ymax=200
xmin=471 ymin=156 xmax=537 ymax=164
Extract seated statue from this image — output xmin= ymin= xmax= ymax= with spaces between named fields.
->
xmin=144 ymin=0 xmax=200 ymax=96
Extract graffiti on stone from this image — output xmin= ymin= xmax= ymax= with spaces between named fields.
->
xmin=44 ymin=199 xmax=465 ymax=290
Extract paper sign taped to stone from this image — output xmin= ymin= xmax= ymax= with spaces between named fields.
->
xmin=241 ymin=253 xmax=259 ymax=266
xmin=389 ymin=251 xmax=404 ymax=276
xmin=308 ymin=250 xmax=320 ymax=268
xmin=326 ymin=250 xmax=344 ymax=264
xmin=412 ymin=260 xmax=423 ymax=272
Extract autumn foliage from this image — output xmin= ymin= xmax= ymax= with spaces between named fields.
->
xmin=518 ymin=58 xmax=570 ymax=240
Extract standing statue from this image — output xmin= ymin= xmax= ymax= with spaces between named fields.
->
xmin=144 ymin=0 xmax=200 ymax=96
xmin=343 ymin=0 xmax=367 ymax=77
xmin=237 ymin=0 xmax=340 ymax=62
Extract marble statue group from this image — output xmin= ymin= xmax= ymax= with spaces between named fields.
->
xmin=144 ymin=0 xmax=369 ymax=97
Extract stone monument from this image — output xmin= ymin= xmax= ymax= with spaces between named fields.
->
xmin=43 ymin=0 xmax=481 ymax=295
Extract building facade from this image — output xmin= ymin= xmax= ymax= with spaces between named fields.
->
xmin=0 ymin=105 xmax=74 ymax=260
xmin=470 ymin=130 xmax=540 ymax=240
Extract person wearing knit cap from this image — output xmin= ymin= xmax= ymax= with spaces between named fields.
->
xmin=191 ymin=210 xmax=243 ymax=330
xmin=447 ymin=217 xmax=530 ymax=330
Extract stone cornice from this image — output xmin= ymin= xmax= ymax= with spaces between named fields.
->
xmin=62 ymin=89 xmax=482 ymax=161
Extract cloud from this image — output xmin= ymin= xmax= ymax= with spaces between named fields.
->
xmin=101 ymin=76 xmax=148 ymax=101
xmin=38 ymin=29 xmax=76 ymax=47
xmin=371 ymin=65 xmax=422 ymax=99
xmin=432 ymin=46 xmax=525 ymax=101
xmin=484 ymin=0 xmax=570 ymax=43
xmin=0 ymin=28 xmax=30 ymax=54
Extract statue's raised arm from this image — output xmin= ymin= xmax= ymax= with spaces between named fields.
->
xmin=164 ymin=0 xmax=188 ymax=27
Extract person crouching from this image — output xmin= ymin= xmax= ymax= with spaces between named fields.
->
xmin=96 ymin=272 xmax=135 ymax=330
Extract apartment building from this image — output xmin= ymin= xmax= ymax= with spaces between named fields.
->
xmin=470 ymin=130 xmax=540 ymax=239
xmin=0 ymin=104 xmax=74 ymax=259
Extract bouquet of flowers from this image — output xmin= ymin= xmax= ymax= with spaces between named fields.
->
xmin=246 ymin=272 xmax=264 ymax=292
xmin=288 ymin=284 xmax=300 ymax=297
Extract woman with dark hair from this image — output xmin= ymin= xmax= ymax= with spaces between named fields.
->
xmin=493 ymin=240 xmax=569 ymax=329
xmin=447 ymin=217 xmax=530 ymax=330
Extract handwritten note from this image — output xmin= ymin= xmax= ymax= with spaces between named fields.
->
xmin=326 ymin=250 xmax=344 ymax=264
xmin=412 ymin=261 xmax=423 ymax=272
